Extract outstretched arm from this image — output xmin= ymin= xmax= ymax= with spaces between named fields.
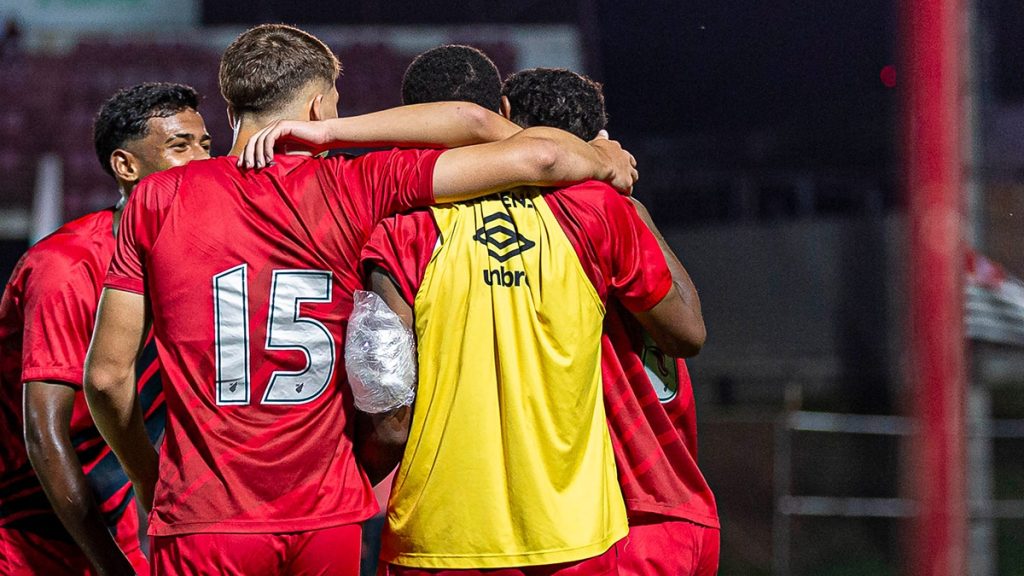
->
xmin=24 ymin=382 xmax=135 ymax=576
xmin=241 ymin=102 xmax=520 ymax=167
xmin=240 ymin=114 xmax=638 ymax=198
xmin=84 ymin=289 xmax=159 ymax=512
xmin=431 ymin=126 xmax=638 ymax=202
xmin=629 ymin=198 xmax=705 ymax=357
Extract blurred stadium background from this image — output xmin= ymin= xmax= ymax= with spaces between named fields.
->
xmin=1 ymin=1 xmax=1022 ymax=574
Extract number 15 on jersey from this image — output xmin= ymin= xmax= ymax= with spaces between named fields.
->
xmin=213 ymin=264 xmax=337 ymax=406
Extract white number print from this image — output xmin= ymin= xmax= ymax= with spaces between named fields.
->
xmin=214 ymin=265 xmax=250 ymax=405
xmin=213 ymin=265 xmax=336 ymax=406
xmin=263 ymin=270 xmax=334 ymax=404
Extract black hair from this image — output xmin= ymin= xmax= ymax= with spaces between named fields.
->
xmin=93 ymin=82 xmax=200 ymax=177
xmin=501 ymin=68 xmax=607 ymax=140
xmin=401 ymin=44 xmax=501 ymax=111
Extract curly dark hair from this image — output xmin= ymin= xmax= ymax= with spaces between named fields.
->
xmin=93 ymin=82 xmax=200 ymax=177
xmin=220 ymin=24 xmax=341 ymax=118
xmin=501 ymin=68 xmax=607 ymax=141
xmin=401 ymin=45 xmax=501 ymax=111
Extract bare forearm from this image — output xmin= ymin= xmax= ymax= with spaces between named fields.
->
xmin=85 ymin=289 xmax=157 ymax=509
xmin=432 ymin=126 xmax=636 ymax=202
xmin=317 ymin=103 xmax=520 ymax=149
xmin=24 ymin=382 xmax=133 ymax=575
xmin=27 ymin=436 xmax=132 ymax=574
xmin=516 ymin=127 xmax=615 ymax=186
xmin=84 ymin=381 xmax=157 ymax=508
xmin=355 ymin=406 xmax=412 ymax=485
xmin=241 ymin=103 xmax=522 ymax=168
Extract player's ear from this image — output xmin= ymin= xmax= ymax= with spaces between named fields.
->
xmin=310 ymin=93 xmax=326 ymax=122
xmin=500 ymin=96 xmax=512 ymax=121
xmin=110 ymin=149 xmax=140 ymax=184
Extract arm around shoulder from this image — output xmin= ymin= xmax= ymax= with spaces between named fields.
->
xmin=240 ymin=102 xmax=521 ymax=168
xmin=431 ymin=126 xmax=638 ymax=203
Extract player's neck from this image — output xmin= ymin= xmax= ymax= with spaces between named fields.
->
xmin=111 ymin=186 xmax=130 ymax=237
xmin=228 ymin=115 xmax=315 ymax=158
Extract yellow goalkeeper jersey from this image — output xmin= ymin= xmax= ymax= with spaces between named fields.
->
xmin=380 ymin=189 xmax=627 ymax=568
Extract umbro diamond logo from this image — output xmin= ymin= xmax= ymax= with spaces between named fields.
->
xmin=472 ymin=213 xmax=536 ymax=263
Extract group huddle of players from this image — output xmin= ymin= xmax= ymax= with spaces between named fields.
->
xmin=0 ymin=23 xmax=718 ymax=576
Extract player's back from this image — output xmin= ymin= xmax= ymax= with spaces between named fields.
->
xmin=107 ymin=149 xmax=440 ymax=536
xmin=364 ymin=181 xmax=679 ymax=569
xmin=379 ymin=186 xmax=624 ymax=568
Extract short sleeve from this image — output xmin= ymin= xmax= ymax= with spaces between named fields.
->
xmin=20 ymin=257 xmax=97 ymax=387
xmin=344 ymin=148 xmax=444 ymax=226
xmin=546 ymin=183 xmax=673 ymax=313
xmin=360 ymin=210 xmax=440 ymax=307
xmin=606 ymin=194 xmax=673 ymax=313
xmin=105 ymin=170 xmax=180 ymax=294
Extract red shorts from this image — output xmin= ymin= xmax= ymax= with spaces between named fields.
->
xmin=0 ymin=526 xmax=150 ymax=576
xmin=615 ymin=518 xmax=719 ymax=576
xmin=383 ymin=540 xmax=618 ymax=576
xmin=151 ymin=523 xmax=362 ymax=576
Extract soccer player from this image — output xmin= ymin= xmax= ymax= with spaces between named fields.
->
xmin=503 ymin=68 xmax=720 ymax=576
xmin=0 ymin=83 xmax=210 ymax=575
xmin=345 ymin=50 xmax=704 ymax=575
xmin=83 ymin=24 xmax=637 ymax=576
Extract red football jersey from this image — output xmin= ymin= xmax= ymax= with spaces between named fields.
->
xmin=601 ymin=304 xmax=718 ymax=527
xmin=361 ymin=185 xmax=718 ymax=529
xmin=0 ymin=208 xmax=164 ymax=551
xmin=105 ymin=150 xmax=442 ymax=536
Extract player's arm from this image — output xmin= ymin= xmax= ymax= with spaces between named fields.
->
xmin=628 ymin=198 xmax=705 ymax=357
xmin=353 ymin=267 xmax=415 ymax=485
xmin=84 ymin=288 xmax=158 ymax=512
xmin=431 ymin=126 xmax=637 ymax=202
xmin=241 ymin=102 xmax=521 ymax=167
xmin=23 ymin=382 xmax=135 ymax=576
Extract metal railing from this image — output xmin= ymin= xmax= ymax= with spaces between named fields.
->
xmin=772 ymin=410 xmax=1024 ymax=575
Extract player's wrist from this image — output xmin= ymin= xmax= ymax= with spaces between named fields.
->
xmin=592 ymin=146 xmax=617 ymax=184
xmin=321 ymin=117 xmax=352 ymax=146
xmin=126 ymin=446 xmax=159 ymax=494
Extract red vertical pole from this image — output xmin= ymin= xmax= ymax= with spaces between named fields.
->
xmin=903 ymin=0 xmax=968 ymax=574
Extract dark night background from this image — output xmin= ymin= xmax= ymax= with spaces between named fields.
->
xmin=202 ymin=0 xmax=899 ymax=192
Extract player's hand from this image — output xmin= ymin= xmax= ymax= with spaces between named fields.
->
xmin=590 ymin=130 xmax=638 ymax=195
xmin=238 ymin=120 xmax=333 ymax=169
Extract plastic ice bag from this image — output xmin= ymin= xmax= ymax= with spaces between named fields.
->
xmin=344 ymin=290 xmax=417 ymax=413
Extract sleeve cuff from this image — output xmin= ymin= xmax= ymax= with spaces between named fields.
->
xmin=361 ymin=255 xmax=417 ymax=308
xmin=21 ymin=367 xmax=84 ymax=389
xmin=105 ymin=275 xmax=145 ymax=295
xmin=415 ymin=149 xmax=444 ymax=207
xmin=622 ymin=272 xmax=673 ymax=314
